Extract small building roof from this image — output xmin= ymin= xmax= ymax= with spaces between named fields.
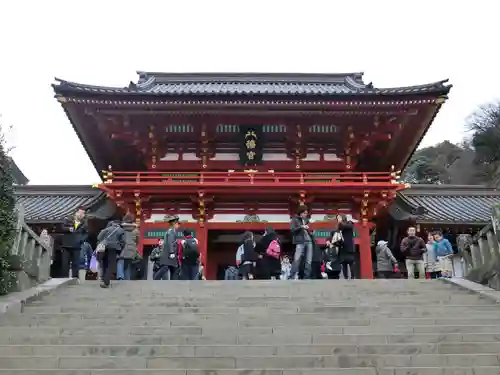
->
xmin=9 ymin=157 xmax=29 ymax=185
xmin=53 ymin=72 xmax=451 ymax=97
xmin=393 ymin=185 xmax=500 ymax=225
xmin=14 ymin=185 xmax=109 ymax=224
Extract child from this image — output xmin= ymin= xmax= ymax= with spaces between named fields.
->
xmin=375 ymin=240 xmax=398 ymax=279
xmin=433 ymin=231 xmax=454 ymax=278
xmin=281 ymin=255 xmax=292 ymax=280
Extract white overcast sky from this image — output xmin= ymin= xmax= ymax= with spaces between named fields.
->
xmin=0 ymin=0 xmax=499 ymax=185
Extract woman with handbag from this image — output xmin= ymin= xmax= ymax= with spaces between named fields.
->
xmin=336 ymin=214 xmax=356 ymax=279
xmin=96 ymin=219 xmax=126 ymax=288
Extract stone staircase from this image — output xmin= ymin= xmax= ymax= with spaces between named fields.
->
xmin=1 ymin=280 xmax=500 ymax=374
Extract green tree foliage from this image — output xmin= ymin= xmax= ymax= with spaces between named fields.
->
xmin=0 ymin=123 xmax=16 ymax=295
xmin=402 ymin=141 xmax=473 ymax=184
xmin=467 ymin=102 xmax=500 ymax=186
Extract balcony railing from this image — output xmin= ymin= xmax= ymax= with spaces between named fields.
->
xmin=103 ymin=171 xmax=401 ymax=187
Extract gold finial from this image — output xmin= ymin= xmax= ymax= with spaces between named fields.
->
xmin=57 ymin=97 xmax=67 ymax=103
xmin=91 ymin=183 xmax=99 ymax=188
xmin=435 ymin=97 xmax=446 ymax=104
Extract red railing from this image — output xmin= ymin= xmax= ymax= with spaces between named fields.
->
xmin=104 ymin=171 xmax=399 ymax=186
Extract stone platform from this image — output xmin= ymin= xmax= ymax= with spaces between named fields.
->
xmin=1 ymin=279 xmax=500 ymax=374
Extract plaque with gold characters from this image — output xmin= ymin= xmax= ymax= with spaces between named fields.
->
xmin=239 ymin=126 xmax=263 ymax=165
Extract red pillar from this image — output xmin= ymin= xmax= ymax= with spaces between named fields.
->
xmin=197 ymin=224 xmax=208 ymax=279
xmin=137 ymin=216 xmax=145 ymax=256
xmin=358 ymin=222 xmax=373 ymax=279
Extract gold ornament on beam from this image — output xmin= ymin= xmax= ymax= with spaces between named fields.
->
xmin=102 ymin=165 xmax=113 ymax=184
xmin=134 ymin=194 xmax=142 ymax=227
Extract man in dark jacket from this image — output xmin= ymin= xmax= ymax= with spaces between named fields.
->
xmin=117 ymin=214 xmax=140 ymax=280
xmin=96 ymin=219 xmax=126 ymax=288
xmin=400 ymin=226 xmax=427 ymax=279
xmin=61 ymin=207 xmax=88 ymax=278
xmin=289 ymin=205 xmax=314 ymax=279
xmin=180 ymin=230 xmax=199 ymax=280
xmin=154 ymin=215 xmax=180 ymax=280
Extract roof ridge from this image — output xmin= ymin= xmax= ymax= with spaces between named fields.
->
xmin=136 ymin=71 xmax=368 ymax=85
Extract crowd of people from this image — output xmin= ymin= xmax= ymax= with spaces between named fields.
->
xmin=49 ymin=205 xmax=456 ymax=287
xmin=219 ymin=206 xmax=357 ymax=280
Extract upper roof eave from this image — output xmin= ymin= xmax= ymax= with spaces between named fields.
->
xmin=402 ymin=184 xmax=500 ymax=197
xmin=52 ymin=72 xmax=451 ymax=98
xmin=14 ymin=184 xmax=102 ymax=196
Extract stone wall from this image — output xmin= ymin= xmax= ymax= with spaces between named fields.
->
xmin=8 ymin=205 xmax=52 ymax=292
xmin=458 ymin=224 xmax=500 ymax=290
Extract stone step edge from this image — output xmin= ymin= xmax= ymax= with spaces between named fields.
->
xmin=0 ymin=341 xmax=497 ymax=347
xmin=0 ymin=353 xmax=499 ymax=360
xmin=442 ymin=278 xmax=500 ymax=303
xmin=1 ymin=367 xmax=500 ymax=374
xmin=0 ymin=279 xmax=78 ymax=315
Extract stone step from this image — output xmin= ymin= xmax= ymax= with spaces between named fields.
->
xmin=3 ymin=324 xmax=500 ymax=336
xmin=7 ymin=306 xmax=500 ymax=316
xmin=1 ymin=280 xmax=498 ymax=372
xmin=1 ymin=353 xmax=500 ymax=369
xmin=1 ymin=368 xmax=500 ymax=375
xmin=4 ymin=317 xmax=500 ymax=328
xmin=3 ymin=333 xmax=500 ymax=346
xmin=2 ymin=325 xmax=500 ymax=342
xmin=23 ymin=297 xmax=494 ymax=311
xmin=1 ymin=342 xmax=500 ymax=356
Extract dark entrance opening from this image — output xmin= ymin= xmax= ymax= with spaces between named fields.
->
xmin=207 ymin=229 xmax=294 ymax=280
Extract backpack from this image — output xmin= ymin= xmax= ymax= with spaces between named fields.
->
xmin=182 ymin=238 xmax=199 ymax=260
xmin=236 ymin=244 xmax=244 ymax=266
xmin=266 ymin=239 xmax=281 ymax=259
xmin=225 ymin=266 xmax=239 ymax=280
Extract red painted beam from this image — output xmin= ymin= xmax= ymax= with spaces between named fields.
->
xmin=151 ymin=160 xmax=348 ymax=172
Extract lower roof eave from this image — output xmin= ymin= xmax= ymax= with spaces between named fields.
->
xmin=415 ymin=220 xmax=489 ymax=227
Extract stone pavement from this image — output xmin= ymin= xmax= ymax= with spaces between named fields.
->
xmin=1 ymin=279 xmax=500 ymax=374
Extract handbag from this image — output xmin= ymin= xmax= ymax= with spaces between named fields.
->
xmin=89 ymin=252 xmax=99 ymax=273
xmin=331 ymin=231 xmax=344 ymax=245
xmin=96 ymin=226 xmax=121 ymax=253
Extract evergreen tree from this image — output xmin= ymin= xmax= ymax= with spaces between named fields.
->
xmin=0 ymin=123 xmax=16 ymax=295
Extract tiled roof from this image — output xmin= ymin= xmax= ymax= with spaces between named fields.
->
xmin=53 ymin=72 xmax=451 ymax=97
xmin=394 ymin=185 xmax=500 ymax=225
xmin=9 ymin=157 xmax=29 ymax=185
xmin=14 ymin=185 xmax=106 ymax=224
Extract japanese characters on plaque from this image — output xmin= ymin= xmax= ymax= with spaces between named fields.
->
xmin=239 ymin=126 xmax=263 ymax=165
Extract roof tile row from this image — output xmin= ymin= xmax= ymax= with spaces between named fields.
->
xmin=53 ymin=72 xmax=451 ymax=97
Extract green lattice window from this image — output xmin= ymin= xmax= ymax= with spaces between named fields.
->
xmin=160 ymin=173 xmax=199 ymax=182
xmin=309 ymin=125 xmax=338 ymax=133
xmin=216 ymin=124 xmax=239 ymax=133
xmin=166 ymin=124 xmax=194 ymax=133
xmin=304 ymin=173 xmax=334 ymax=183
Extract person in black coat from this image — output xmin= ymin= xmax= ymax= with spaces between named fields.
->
xmin=311 ymin=240 xmax=324 ymax=279
xmin=255 ymin=227 xmax=282 ymax=279
xmin=324 ymin=231 xmax=342 ymax=279
xmin=238 ymin=231 xmax=257 ymax=280
xmin=61 ymin=207 xmax=88 ymax=278
xmin=336 ymin=214 xmax=356 ymax=279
